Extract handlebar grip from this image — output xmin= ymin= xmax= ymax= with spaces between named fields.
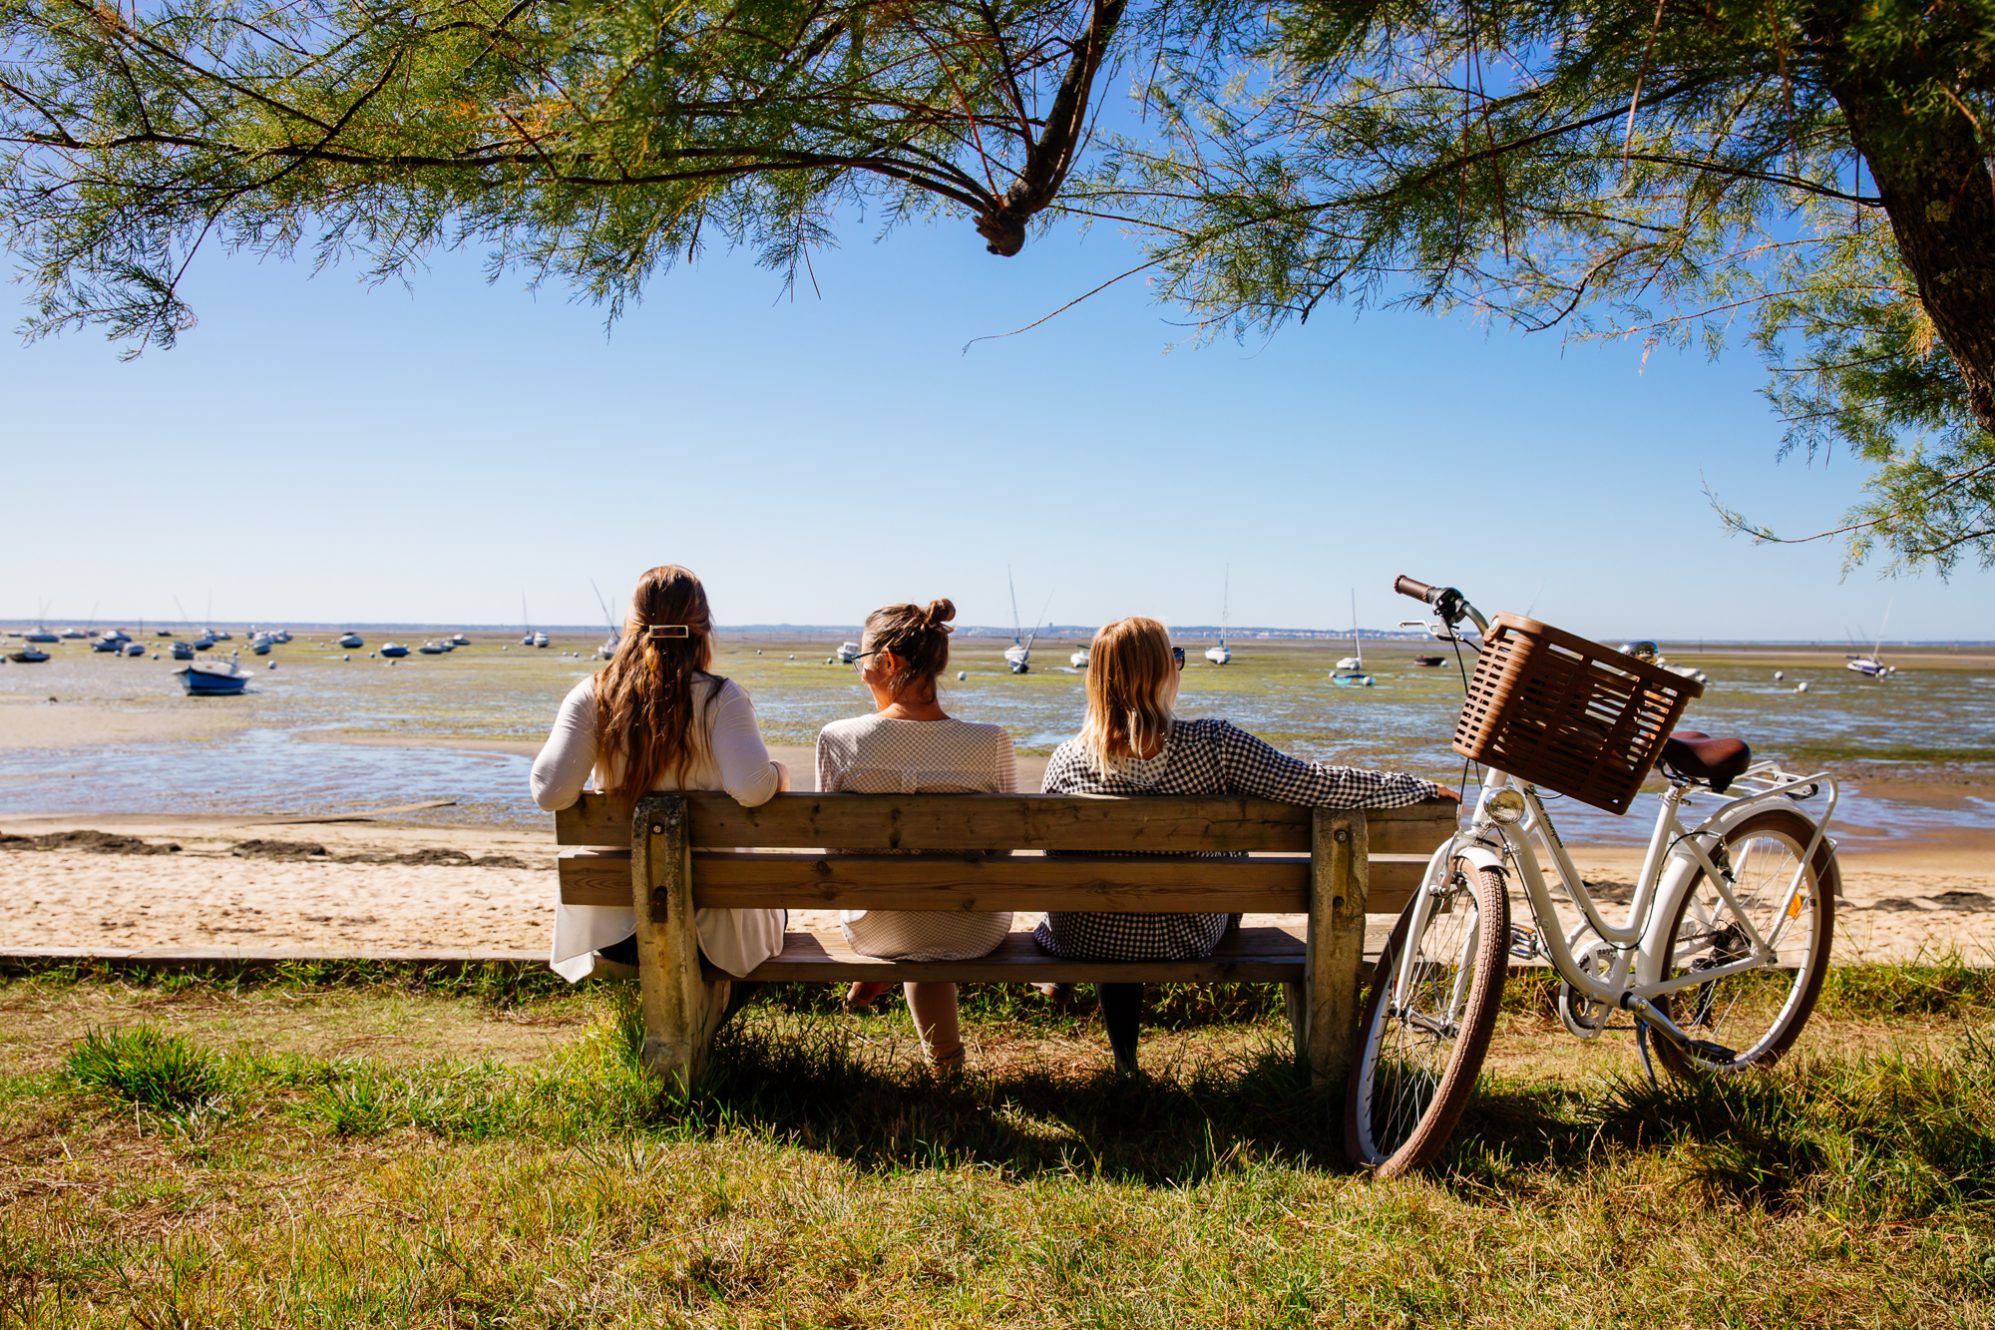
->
xmin=1394 ymin=574 xmax=1438 ymax=604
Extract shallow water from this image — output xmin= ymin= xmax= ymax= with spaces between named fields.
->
xmin=2 ymin=630 xmax=1989 ymax=847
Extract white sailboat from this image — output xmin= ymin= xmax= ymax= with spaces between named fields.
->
xmin=1069 ymin=645 xmax=1090 ymax=669
xmin=1003 ymin=567 xmax=1049 ymax=675
xmin=1205 ymin=565 xmax=1233 ymax=666
xmin=591 ymin=580 xmax=622 ymax=660
xmin=1331 ymin=590 xmax=1375 ymax=687
xmin=1847 ymin=610 xmax=1895 ymax=679
xmin=834 ymin=641 xmax=861 ymax=664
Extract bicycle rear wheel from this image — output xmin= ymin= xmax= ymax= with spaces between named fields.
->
xmin=1344 ymin=858 xmax=1509 ymax=1177
xmin=1649 ymin=808 xmax=1836 ymax=1078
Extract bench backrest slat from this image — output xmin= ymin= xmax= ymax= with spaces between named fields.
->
xmin=556 ymin=791 xmax=1454 ymax=856
xmin=556 ymin=847 xmax=1432 ymax=915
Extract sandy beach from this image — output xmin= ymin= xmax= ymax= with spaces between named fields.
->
xmin=5 ymin=675 xmax=1989 ymax=968
xmin=2 ymin=807 xmax=1988 ymax=966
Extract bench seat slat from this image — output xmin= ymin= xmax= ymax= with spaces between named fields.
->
xmin=557 ymin=791 xmax=1456 ymax=854
xmin=708 ymin=922 xmax=1308 ymax=983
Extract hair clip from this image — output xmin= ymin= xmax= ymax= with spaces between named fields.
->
xmin=647 ymin=625 xmax=691 ymax=639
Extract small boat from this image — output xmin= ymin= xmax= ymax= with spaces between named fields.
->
xmin=191 ymin=631 xmax=216 ymax=652
xmin=1205 ymin=566 xmax=1233 ymax=665
xmin=336 ymin=632 xmax=364 ymax=649
xmin=834 ymin=640 xmax=861 ymax=665
xmin=450 ymin=633 xmax=469 ymax=646
xmin=1619 ymin=640 xmax=1662 ymax=663
xmin=171 ymin=641 xmax=194 ymax=660
xmin=91 ymin=635 xmax=123 ymax=653
xmin=1330 ymin=590 xmax=1375 ymax=687
xmin=417 ymin=641 xmax=450 ymax=655
xmin=175 ymin=654 xmax=250 ymax=696
xmin=1003 ymin=566 xmax=1052 ymax=675
xmin=22 ymin=630 xmax=59 ymax=645
xmin=531 ymin=631 xmax=549 ymax=649
xmin=6 ymin=648 xmax=49 ymax=664
xmin=1413 ymin=654 xmax=1446 ymax=668
xmin=249 ymin=635 xmax=273 ymax=656
xmin=1070 ymin=646 xmax=1090 ymax=669
xmin=211 ymin=630 xmax=233 ymax=642
xmin=59 ymin=628 xmax=87 ymax=640
xmin=123 ymin=641 xmax=145 ymax=657
xmin=379 ymin=643 xmax=410 ymax=658
xmin=1846 ymin=654 xmax=1891 ymax=679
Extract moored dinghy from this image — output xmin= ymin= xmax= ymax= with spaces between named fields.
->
xmin=175 ymin=653 xmax=250 ymax=695
xmin=1330 ymin=589 xmax=1375 ymax=687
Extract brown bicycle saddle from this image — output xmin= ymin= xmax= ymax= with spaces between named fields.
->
xmin=1660 ymin=730 xmax=1752 ymax=792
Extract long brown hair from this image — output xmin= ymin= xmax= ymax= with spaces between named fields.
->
xmin=862 ymin=597 xmax=955 ymax=701
xmin=1076 ymin=617 xmax=1177 ymax=765
xmin=595 ymin=565 xmax=724 ymax=804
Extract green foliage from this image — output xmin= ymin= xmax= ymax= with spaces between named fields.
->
xmin=64 ymin=1025 xmax=223 ymax=1115
xmin=7 ymin=2 xmax=1995 ymax=568
xmin=0 ymin=0 xmax=1122 ymax=349
xmin=1094 ymin=0 xmax=1995 ymax=571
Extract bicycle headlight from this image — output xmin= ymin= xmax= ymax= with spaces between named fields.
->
xmin=1483 ymin=788 xmax=1528 ymax=825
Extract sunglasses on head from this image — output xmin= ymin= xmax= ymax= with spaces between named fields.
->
xmin=1171 ymin=646 xmax=1185 ymax=671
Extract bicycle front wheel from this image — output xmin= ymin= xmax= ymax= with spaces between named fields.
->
xmin=1344 ymin=857 xmax=1509 ymax=1177
xmin=1650 ymin=808 xmax=1837 ymax=1078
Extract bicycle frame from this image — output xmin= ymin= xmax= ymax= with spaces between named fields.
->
xmin=1388 ymin=765 xmax=1835 ymax=1036
xmin=1396 ymin=764 xmax=1839 ymax=1014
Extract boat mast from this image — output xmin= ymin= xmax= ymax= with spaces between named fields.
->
xmin=1351 ymin=589 xmax=1363 ymax=669
xmin=1008 ymin=565 xmax=1023 ymax=645
xmin=1220 ymin=565 xmax=1229 ymax=646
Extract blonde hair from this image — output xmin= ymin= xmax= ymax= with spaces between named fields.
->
xmin=1076 ymin=617 xmax=1176 ymax=765
xmin=594 ymin=564 xmax=721 ymax=804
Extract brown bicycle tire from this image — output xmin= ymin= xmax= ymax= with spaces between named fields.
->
xmin=1344 ymin=858 xmax=1509 ymax=1178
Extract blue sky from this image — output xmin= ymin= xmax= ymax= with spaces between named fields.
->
xmin=2 ymin=208 xmax=1989 ymax=644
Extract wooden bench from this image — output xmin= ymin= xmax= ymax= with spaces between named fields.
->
xmin=555 ymin=792 xmax=1458 ymax=1089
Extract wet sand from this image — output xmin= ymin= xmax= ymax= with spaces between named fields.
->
xmin=1 ymin=811 xmax=1987 ymax=965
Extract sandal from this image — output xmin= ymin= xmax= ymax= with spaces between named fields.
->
xmin=926 ymin=1043 xmax=966 ymax=1082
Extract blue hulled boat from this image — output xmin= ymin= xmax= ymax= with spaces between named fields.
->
xmin=175 ymin=656 xmax=250 ymax=696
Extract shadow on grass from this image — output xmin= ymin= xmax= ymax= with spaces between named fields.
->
xmin=675 ymin=1001 xmax=1347 ymax=1184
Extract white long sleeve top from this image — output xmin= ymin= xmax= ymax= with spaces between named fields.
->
xmin=531 ymin=673 xmax=784 ymax=980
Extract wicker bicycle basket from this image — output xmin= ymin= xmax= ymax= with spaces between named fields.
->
xmin=1452 ymin=613 xmax=1704 ymax=815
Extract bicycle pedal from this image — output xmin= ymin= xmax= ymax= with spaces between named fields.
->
xmin=1508 ymin=925 xmax=1541 ymax=961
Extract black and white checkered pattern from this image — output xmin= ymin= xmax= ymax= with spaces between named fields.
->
xmin=1032 ymin=719 xmax=1437 ymax=961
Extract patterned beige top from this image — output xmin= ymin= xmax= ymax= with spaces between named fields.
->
xmin=814 ymin=714 xmax=1018 ymax=961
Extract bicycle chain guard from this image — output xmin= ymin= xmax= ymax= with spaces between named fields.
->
xmin=1557 ymin=926 xmax=1619 ymax=1040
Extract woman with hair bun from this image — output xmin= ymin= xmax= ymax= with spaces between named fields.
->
xmin=531 ymin=564 xmax=790 ymax=983
xmin=816 ymin=597 xmax=1016 ymax=1076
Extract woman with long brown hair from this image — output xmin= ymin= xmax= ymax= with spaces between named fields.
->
xmin=815 ymin=597 xmax=1015 ymax=1076
xmin=532 ymin=565 xmax=789 ymax=982
xmin=1037 ymin=616 xmax=1451 ymax=1074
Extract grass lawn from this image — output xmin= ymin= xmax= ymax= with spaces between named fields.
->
xmin=2 ymin=963 xmax=1993 ymax=1328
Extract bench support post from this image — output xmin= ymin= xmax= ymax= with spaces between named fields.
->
xmin=1303 ymin=809 xmax=1368 ymax=1087
xmin=633 ymin=794 xmax=728 ymax=1090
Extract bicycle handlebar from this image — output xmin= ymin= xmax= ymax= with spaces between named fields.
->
xmin=1393 ymin=574 xmax=1438 ymax=605
xmin=1392 ymin=574 xmax=1487 ymax=635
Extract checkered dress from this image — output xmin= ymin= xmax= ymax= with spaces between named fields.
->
xmin=1032 ymin=719 xmax=1438 ymax=961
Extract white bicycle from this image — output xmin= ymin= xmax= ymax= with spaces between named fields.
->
xmin=1346 ymin=576 xmax=1841 ymax=1177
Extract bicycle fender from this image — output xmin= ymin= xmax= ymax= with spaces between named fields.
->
xmin=1449 ymin=842 xmax=1505 ymax=876
xmin=1633 ymin=851 xmax=1710 ymax=987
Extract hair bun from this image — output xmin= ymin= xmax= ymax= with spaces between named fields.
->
xmin=923 ymin=598 xmax=957 ymax=631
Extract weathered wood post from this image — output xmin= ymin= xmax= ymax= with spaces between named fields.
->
xmin=631 ymin=793 xmax=724 ymax=1089
xmin=1302 ymin=808 xmax=1369 ymax=1086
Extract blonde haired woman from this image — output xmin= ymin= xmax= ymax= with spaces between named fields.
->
xmin=531 ymin=565 xmax=789 ymax=983
xmin=816 ymin=597 xmax=1015 ymax=1075
xmin=1037 ymin=616 xmax=1450 ymax=1073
